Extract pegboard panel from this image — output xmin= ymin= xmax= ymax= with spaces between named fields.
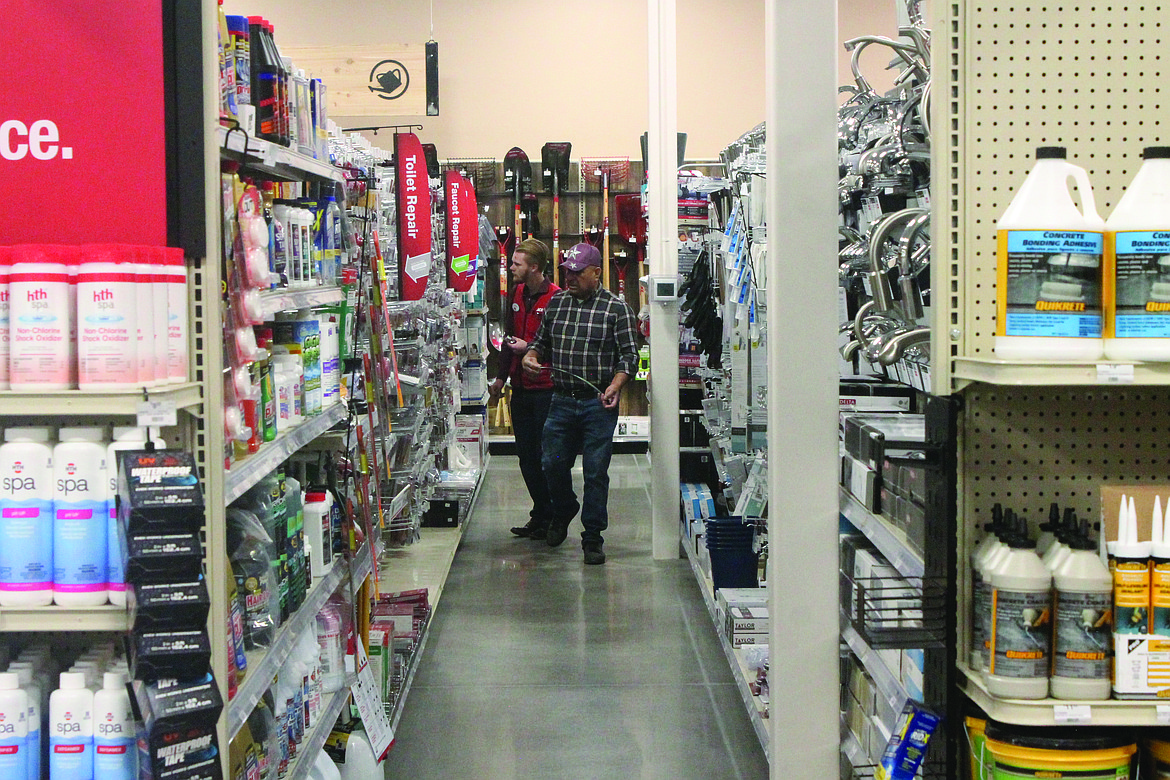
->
xmin=962 ymin=385 xmax=1170 ymax=533
xmin=932 ymin=1 xmax=1168 ymax=389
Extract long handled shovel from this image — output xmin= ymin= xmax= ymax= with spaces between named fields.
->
xmin=541 ymin=142 xmax=572 ymax=270
xmin=503 ymin=146 xmax=531 ymax=245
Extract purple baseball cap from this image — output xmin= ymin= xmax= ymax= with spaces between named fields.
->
xmin=560 ymin=243 xmax=602 ymax=271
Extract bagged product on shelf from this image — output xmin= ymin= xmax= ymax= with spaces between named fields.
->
xmin=228 ymin=507 xmax=279 ymax=649
xmin=246 ymin=690 xmax=279 ymax=780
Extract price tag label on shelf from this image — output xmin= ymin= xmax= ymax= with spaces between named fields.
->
xmin=1053 ymin=704 xmax=1091 ymax=724
xmin=1158 ymin=705 xmax=1170 ymax=724
xmin=1096 ymin=363 xmax=1135 ymax=384
xmin=137 ymin=399 xmax=177 ymax=428
xmin=351 ymin=641 xmax=394 ymax=759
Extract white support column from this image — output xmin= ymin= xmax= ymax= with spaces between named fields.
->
xmin=647 ymin=0 xmax=680 ymax=561
xmin=765 ymin=0 xmax=840 ymax=776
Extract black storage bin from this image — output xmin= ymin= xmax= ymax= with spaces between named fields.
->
xmin=422 ymin=499 xmax=459 ymax=527
xmin=680 ymin=447 xmax=718 ymax=490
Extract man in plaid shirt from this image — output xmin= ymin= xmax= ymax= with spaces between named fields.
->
xmin=522 ymin=243 xmax=638 ymax=565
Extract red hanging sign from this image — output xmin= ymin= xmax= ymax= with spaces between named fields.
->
xmin=394 ymin=132 xmax=432 ymax=301
xmin=445 ymin=171 xmax=478 ymax=292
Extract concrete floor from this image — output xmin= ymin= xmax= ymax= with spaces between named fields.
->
xmin=382 ymin=453 xmax=770 ymax=779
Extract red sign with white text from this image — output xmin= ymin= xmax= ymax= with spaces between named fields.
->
xmin=395 ymin=133 xmax=432 ymax=301
xmin=445 ymin=171 xmax=478 ymax=292
xmin=1 ymin=1 xmax=168 ymax=246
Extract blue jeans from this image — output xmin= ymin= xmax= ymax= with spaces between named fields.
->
xmin=509 ymin=388 xmax=553 ymax=524
xmin=541 ymin=394 xmax=619 ymax=544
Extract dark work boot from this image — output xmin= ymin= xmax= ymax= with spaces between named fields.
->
xmin=510 ymin=519 xmax=546 ymax=538
xmin=545 ymin=517 xmax=571 ymax=547
xmin=583 ymin=541 xmax=606 ymax=565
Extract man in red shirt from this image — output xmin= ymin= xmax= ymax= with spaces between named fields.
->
xmin=489 ymin=238 xmax=560 ymax=539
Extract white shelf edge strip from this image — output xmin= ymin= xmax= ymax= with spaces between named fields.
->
xmin=225 ymin=404 xmax=348 ymax=504
xmin=217 ymin=126 xmax=344 ymax=184
xmin=680 ymin=533 xmax=770 ymax=759
xmin=285 ymin=685 xmax=351 ymax=780
xmin=259 ymin=286 xmax=346 ymax=317
xmin=227 ymin=540 xmax=367 ymax=739
xmin=838 ymin=486 xmax=925 ymax=579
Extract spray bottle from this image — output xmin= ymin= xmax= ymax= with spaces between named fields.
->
xmin=1051 ymin=520 xmax=1113 ymax=699
xmin=995 ymin=147 xmax=1105 ymax=360
xmin=985 ymin=517 xmax=1053 ymax=699
xmin=0 ymin=672 xmax=28 ymax=779
xmin=53 ymin=427 xmax=108 ymax=607
xmin=1114 ymin=495 xmax=1151 ymax=634
xmin=1150 ymin=496 xmax=1170 ymax=636
xmin=0 ymin=427 xmax=55 ymax=607
xmin=1104 ymin=147 xmax=1170 ymax=360
xmin=49 ymin=672 xmax=93 ymax=780
xmin=93 ymin=671 xmax=135 ymax=780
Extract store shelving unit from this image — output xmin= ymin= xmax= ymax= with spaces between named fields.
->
xmin=928 ymin=0 xmax=1170 ymax=748
xmin=226 ymin=539 xmax=376 ymax=739
xmin=0 ymin=382 xmax=203 ymax=416
xmin=841 ymin=622 xmax=907 ymax=721
xmin=838 ymin=487 xmax=924 ymax=580
xmin=286 ymin=683 xmax=354 ymax=780
xmin=680 ymin=534 xmax=770 ymax=759
xmin=258 ymin=286 xmax=346 ymax=319
xmin=224 ymin=403 xmax=348 ymax=503
xmin=217 ymin=126 xmax=344 ymax=185
xmin=0 ymin=604 xmax=131 ymax=632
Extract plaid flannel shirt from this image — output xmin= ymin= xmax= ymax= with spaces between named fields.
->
xmin=529 ymin=287 xmax=638 ymax=396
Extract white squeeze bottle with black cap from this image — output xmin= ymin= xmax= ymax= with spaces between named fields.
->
xmin=1114 ymin=495 xmax=1151 ymax=634
xmin=1051 ymin=520 xmax=1113 ymax=700
xmin=985 ymin=516 xmax=1053 ymax=699
xmin=970 ymin=504 xmax=1006 ymax=670
xmin=1104 ymin=146 xmax=1170 ymax=360
xmin=979 ymin=509 xmax=1019 ymax=672
xmin=1042 ymin=509 xmax=1078 ymax=573
xmin=0 ymin=672 xmax=28 ymax=779
xmin=995 ymin=146 xmax=1106 ymax=360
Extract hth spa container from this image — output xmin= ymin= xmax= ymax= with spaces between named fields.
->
xmin=77 ymin=245 xmax=138 ymax=389
xmin=995 ymin=147 xmax=1106 ymax=361
xmin=0 ymin=427 xmax=55 ymax=607
xmin=0 ymin=672 xmax=29 ymax=778
xmin=49 ymin=672 xmax=94 ymax=780
xmin=9 ymin=246 xmax=73 ymax=390
xmin=93 ymin=672 xmax=135 ymax=780
xmin=1105 ymin=147 xmax=1170 ymax=360
xmin=52 ymin=427 xmax=108 ymax=607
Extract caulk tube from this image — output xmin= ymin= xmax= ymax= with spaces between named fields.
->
xmin=53 ymin=427 xmax=108 ymax=606
xmin=105 ymin=427 xmax=165 ymax=606
xmin=0 ymin=427 xmax=54 ymax=607
xmin=985 ymin=522 xmax=1053 ymax=700
xmin=1113 ymin=495 xmax=1151 ymax=634
xmin=994 ymin=146 xmax=1106 ymax=361
xmin=0 ymin=672 xmax=29 ymax=779
xmin=49 ymin=672 xmax=93 ymax=780
xmin=1051 ymin=523 xmax=1113 ymax=700
xmin=8 ymin=245 xmax=73 ymax=390
xmin=1150 ymin=496 xmax=1170 ymax=635
xmin=1104 ymin=146 xmax=1170 ymax=361
xmin=93 ymin=671 xmax=135 ymax=780
xmin=77 ymin=245 xmax=138 ymax=390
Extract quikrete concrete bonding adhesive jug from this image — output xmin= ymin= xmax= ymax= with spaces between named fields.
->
xmin=995 ymin=147 xmax=1106 ymax=360
xmin=1105 ymin=147 xmax=1170 ymax=361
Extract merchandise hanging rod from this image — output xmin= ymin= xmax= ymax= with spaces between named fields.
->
xmin=342 ymin=124 xmax=424 ymax=135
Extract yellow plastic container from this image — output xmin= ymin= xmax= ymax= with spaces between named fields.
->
xmin=984 ymin=723 xmax=1135 ymax=779
xmin=966 ymin=716 xmax=991 ymax=780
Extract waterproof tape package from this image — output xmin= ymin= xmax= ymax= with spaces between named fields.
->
xmin=876 ymin=700 xmax=942 ymax=780
xmin=126 ymin=533 xmax=203 ymax=584
xmin=130 ymin=579 xmax=211 ymax=632
xmin=131 ymin=629 xmax=212 ymax=681
xmin=118 ymin=450 xmax=204 ymax=533
xmin=131 ymin=675 xmax=223 ymax=777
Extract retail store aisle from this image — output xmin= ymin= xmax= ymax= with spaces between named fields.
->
xmin=383 ymin=453 xmax=770 ymax=779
